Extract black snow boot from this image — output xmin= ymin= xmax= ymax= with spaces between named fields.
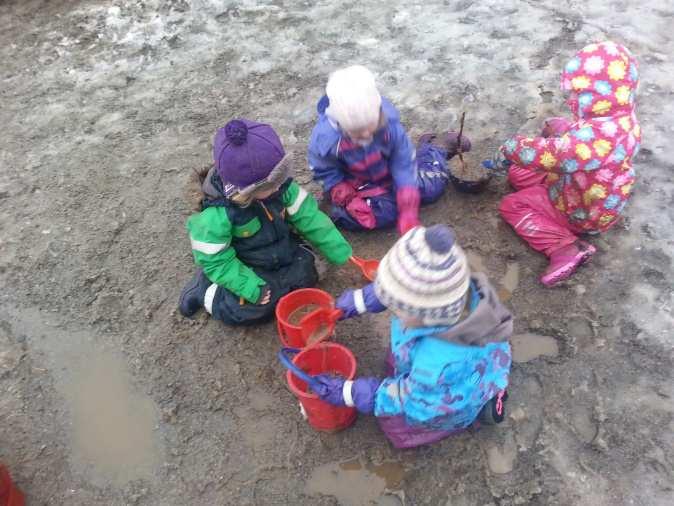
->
xmin=478 ymin=390 xmax=508 ymax=425
xmin=178 ymin=269 xmax=210 ymax=318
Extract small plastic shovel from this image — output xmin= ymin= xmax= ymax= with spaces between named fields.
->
xmin=277 ymin=347 xmax=327 ymax=395
xmin=350 ymin=255 xmax=380 ymax=282
xmin=300 ymin=308 xmax=342 ymax=347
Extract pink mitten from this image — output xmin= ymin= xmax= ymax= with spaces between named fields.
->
xmin=542 ymin=117 xmax=572 ymax=138
xmin=330 ymin=181 xmax=357 ymax=206
xmin=396 ymin=186 xmax=421 ymax=235
xmin=346 ymin=197 xmax=377 ymax=229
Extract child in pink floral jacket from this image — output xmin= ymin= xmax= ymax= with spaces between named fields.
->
xmin=496 ymin=41 xmax=641 ymax=286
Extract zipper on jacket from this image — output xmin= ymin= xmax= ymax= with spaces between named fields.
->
xmin=258 ymin=201 xmax=274 ymax=221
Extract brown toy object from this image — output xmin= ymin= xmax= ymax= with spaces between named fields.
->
xmin=300 ymin=308 xmax=342 ymax=347
xmin=449 ymin=112 xmax=492 ymax=194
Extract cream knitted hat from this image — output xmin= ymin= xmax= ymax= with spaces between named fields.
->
xmin=374 ymin=225 xmax=471 ymax=326
xmin=325 ymin=65 xmax=382 ymax=132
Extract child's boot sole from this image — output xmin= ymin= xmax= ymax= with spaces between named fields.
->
xmin=540 ymin=247 xmax=595 ymax=287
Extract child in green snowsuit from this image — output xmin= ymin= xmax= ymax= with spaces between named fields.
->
xmin=179 ymin=119 xmax=352 ymax=325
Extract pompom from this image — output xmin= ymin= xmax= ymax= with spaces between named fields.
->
xmin=425 ymin=224 xmax=455 ymax=254
xmin=224 ymin=119 xmax=248 ymax=146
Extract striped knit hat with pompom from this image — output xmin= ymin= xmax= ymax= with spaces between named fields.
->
xmin=374 ymin=224 xmax=471 ymax=326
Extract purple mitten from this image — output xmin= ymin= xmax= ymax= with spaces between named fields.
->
xmin=312 ymin=374 xmax=346 ymax=406
xmin=336 ymin=283 xmax=386 ymax=320
xmin=313 ymin=375 xmax=381 ymax=413
xmin=345 ymin=377 xmax=381 ymax=414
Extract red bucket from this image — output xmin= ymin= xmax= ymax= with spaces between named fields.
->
xmin=0 ymin=465 xmax=24 ymax=506
xmin=286 ymin=343 xmax=357 ymax=432
xmin=276 ymin=288 xmax=335 ymax=348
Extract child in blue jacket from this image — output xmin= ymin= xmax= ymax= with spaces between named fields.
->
xmin=308 ymin=66 xmax=470 ymax=235
xmin=315 ymin=225 xmax=512 ymax=448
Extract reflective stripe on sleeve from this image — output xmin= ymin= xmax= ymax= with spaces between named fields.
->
xmin=286 ymin=187 xmax=309 ymax=215
xmin=190 ymin=237 xmax=229 ymax=255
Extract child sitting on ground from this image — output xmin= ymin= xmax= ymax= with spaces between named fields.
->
xmin=494 ymin=41 xmax=640 ymax=286
xmin=179 ymin=119 xmax=353 ymax=325
xmin=314 ymin=225 xmax=512 ymax=448
xmin=308 ymin=65 xmax=470 ymax=235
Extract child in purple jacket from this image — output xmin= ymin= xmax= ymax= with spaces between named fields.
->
xmin=308 ymin=65 xmax=470 ymax=235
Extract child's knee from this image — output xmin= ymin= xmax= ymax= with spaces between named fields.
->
xmin=418 ymin=175 xmax=448 ymax=204
xmin=498 ymin=193 xmax=520 ymax=217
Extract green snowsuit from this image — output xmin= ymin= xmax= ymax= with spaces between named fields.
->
xmin=186 ymin=174 xmax=352 ymax=325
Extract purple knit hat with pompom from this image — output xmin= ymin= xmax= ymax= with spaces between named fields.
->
xmin=213 ymin=119 xmax=285 ymax=188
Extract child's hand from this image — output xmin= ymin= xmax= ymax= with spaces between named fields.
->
xmin=330 ymin=181 xmax=357 ymax=206
xmin=313 ymin=374 xmax=346 ymax=406
xmin=487 ymin=147 xmax=512 ymax=176
xmin=396 ymin=186 xmax=420 ymax=236
xmin=541 ymin=117 xmax=572 ymax=138
xmin=336 ymin=289 xmax=359 ymax=319
xmin=313 ymin=375 xmax=380 ymax=414
xmin=398 ymin=211 xmax=420 ymax=235
xmin=336 ymin=284 xmax=386 ymax=319
xmin=257 ymin=286 xmax=271 ymax=305
xmin=541 ymin=121 xmax=554 ymax=139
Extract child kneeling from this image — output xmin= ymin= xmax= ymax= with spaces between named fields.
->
xmin=315 ymin=225 xmax=512 ymax=448
xmin=179 ymin=119 xmax=352 ymax=325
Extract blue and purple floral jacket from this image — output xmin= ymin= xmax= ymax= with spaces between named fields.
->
xmin=374 ymin=273 xmax=513 ymax=431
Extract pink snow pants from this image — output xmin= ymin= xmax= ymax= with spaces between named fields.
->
xmin=498 ymin=118 xmax=580 ymax=257
xmin=499 ymin=169 xmax=580 ymax=257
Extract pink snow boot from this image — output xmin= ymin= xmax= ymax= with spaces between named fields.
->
xmin=540 ymin=241 xmax=596 ymax=287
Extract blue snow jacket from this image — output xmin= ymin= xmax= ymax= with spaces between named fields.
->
xmin=308 ymin=96 xmax=418 ymax=192
xmin=374 ymin=273 xmax=513 ymax=431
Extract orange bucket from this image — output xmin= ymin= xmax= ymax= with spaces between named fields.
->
xmin=275 ymin=288 xmax=335 ymax=348
xmin=283 ymin=343 xmax=357 ymax=432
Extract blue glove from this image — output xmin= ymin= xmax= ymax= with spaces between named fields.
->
xmin=336 ymin=283 xmax=386 ymax=320
xmin=313 ymin=375 xmax=381 ymax=414
xmin=485 ymin=147 xmax=512 ymax=177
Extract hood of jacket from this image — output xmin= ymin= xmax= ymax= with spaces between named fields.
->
xmin=561 ymin=41 xmax=639 ymax=121
xmin=391 ymin=273 xmax=513 ymax=348
xmin=433 ymin=272 xmax=513 ymax=346
xmin=310 ymin=95 xmax=401 ymax=157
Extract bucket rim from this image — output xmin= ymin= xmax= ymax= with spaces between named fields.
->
xmin=286 ymin=342 xmax=357 ymax=400
xmin=275 ymin=288 xmax=335 ymax=332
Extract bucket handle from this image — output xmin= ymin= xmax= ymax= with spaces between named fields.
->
xmin=277 ymin=347 xmax=326 ymax=396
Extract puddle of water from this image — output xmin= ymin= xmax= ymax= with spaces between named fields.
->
xmin=511 ymin=333 xmax=559 ymax=363
xmin=3 ymin=306 xmax=162 ymax=487
xmin=67 ymin=349 xmax=161 ymax=486
xmin=498 ymin=262 xmax=520 ymax=301
xmin=305 ymin=457 xmax=405 ymax=506
xmin=486 ymin=433 xmax=517 ymax=474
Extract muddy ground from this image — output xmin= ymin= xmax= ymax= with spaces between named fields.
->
xmin=1 ymin=0 xmax=673 ymax=505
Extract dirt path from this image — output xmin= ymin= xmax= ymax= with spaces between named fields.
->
xmin=0 ymin=1 xmax=672 ymax=505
